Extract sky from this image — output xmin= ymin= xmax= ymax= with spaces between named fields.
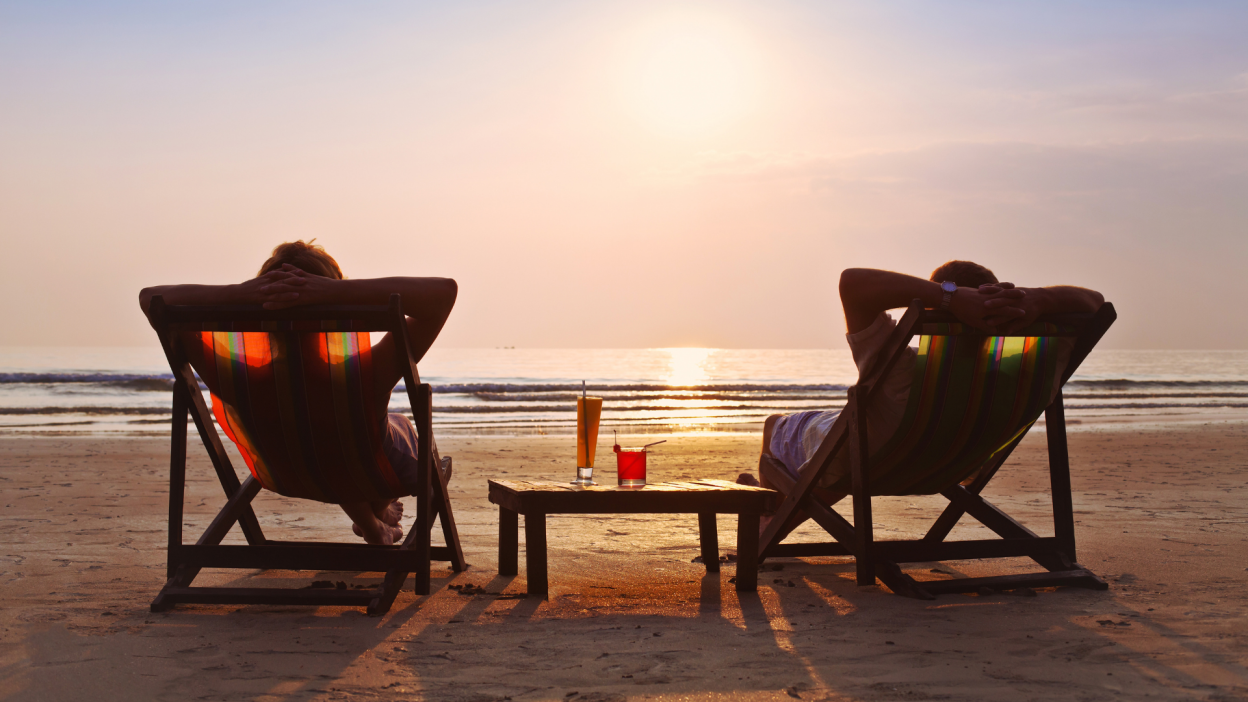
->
xmin=2 ymin=0 xmax=1245 ymax=350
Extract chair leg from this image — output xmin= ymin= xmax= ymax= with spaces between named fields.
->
xmin=434 ymin=456 xmax=467 ymax=572
xmin=852 ymin=504 xmax=875 ymax=586
xmin=166 ymin=387 xmax=188 ymax=581
xmin=1046 ymin=395 xmax=1077 ymax=561
xmin=756 ymin=455 xmax=814 ymax=561
xmin=370 ymin=569 xmax=408 ymax=616
xmin=402 ymin=508 xmax=432 ymax=596
xmin=151 ymin=565 xmax=192 ymax=612
xmin=847 ymin=389 xmax=875 ymax=586
xmin=874 ymin=561 xmax=934 ymax=600
xmin=180 ymin=371 xmax=266 ymax=545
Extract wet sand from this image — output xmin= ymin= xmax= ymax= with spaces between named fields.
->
xmin=1 ymin=421 xmax=1246 ymax=701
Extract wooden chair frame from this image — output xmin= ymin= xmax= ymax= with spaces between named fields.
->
xmin=147 ymin=294 xmax=466 ymax=615
xmin=758 ymin=300 xmax=1117 ymax=598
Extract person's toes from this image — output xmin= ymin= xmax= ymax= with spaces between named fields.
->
xmin=736 ymin=472 xmax=761 ymax=487
xmin=353 ymin=521 xmax=395 ymax=545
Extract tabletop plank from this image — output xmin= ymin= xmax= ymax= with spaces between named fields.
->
xmin=487 ymin=478 xmax=780 ymax=515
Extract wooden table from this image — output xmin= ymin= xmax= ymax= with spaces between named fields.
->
xmin=487 ymin=479 xmax=779 ymax=596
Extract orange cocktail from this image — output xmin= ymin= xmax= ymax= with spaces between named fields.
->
xmin=574 ymin=396 xmax=602 ymax=485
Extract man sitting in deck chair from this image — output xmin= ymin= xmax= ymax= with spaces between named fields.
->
xmin=738 ymin=261 xmax=1104 ymax=533
xmin=139 ymin=240 xmax=456 ymax=546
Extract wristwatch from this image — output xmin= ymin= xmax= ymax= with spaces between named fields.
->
xmin=939 ymin=280 xmax=957 ymax=311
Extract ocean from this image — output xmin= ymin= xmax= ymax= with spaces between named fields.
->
xmin=2 ymin=345 xmax=1246 ymax=437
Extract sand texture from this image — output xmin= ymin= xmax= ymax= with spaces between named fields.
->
xmin=2 ymin=423 xmax=1247 ymax=701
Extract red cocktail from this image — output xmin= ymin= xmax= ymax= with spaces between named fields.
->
xmin=613 ymin=438 xmax=665 ymax=488
xmin=616 ymin=448 xmax=647 ymax=487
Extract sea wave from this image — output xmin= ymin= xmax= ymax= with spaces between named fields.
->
xmin=9 ymin=400 xmax=1248 ymax=417
xmin=1063 ymin=392 xmax=1247 ymax=399
xmin=1065 ymin=379 xmax=1248 ymax=389
xmin=5 ymin=372 xmax=1245 ymax=392
xmin=0 ymin=404 xmax=840 ymax=416
xmin=0 ymin=407 xmax=170 ymax=415
xmin=0 ymin=372 xmax=173 ymax=384
xmin=1064 ymin=402 xmax=1248 ymax=410
xmin=427 ymin=382 xmax=853 ymax=393
xmin=468 ymin=391 xmax=847 ymax=402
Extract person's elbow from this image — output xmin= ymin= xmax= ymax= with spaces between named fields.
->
xmin=838 ymin=269 xmax=869 ymax=303
xmin=434 ymin=278 xmax=458 ymax=317
xmin=138 ymin=287 xmax=157 ymax=314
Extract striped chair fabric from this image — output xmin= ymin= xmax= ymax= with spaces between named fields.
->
xmin=855 ymin=323 xmax=1071 ymax=496
xmin=184 ymin=330 xmax=408 ymax=504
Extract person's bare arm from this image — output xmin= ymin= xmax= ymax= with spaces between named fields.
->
xmin=252 ymin=265 xmax=458 ymax=404
xmin=140 ymin=264 xmax=457 ymax=362
xmin=138 ymin=276 xmax=277 ymax=317
xmin=838 ymin=268 xmax=1024 ymax=334
xmin=981 ymin=282 xmax=1103 ymax=333
xmin=142 ymin=266 xmax=456 ymax=328
xmin=140 ymin=265 xmax=458 ymax=413
xmin=250 ymin=265 xmax=457 ymax=358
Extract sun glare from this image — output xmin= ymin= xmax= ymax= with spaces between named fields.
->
xmin=664 ymin=347 xmax=713 ymax=386
xmin=618 ymin=13 xmax=759 ymax=138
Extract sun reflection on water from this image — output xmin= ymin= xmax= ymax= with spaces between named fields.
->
xmin=662 ymin=347 xmax=713 ymax=387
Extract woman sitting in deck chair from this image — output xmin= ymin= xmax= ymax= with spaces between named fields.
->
xmin=739 ymin=261 xmax=1104 ymax=530
xmin=139 ymin=240 xmax=457 ymax=546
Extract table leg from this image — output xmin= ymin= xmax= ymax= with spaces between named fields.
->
xmin=524 ymin=512 xmax=548 ymax=597
xmin=499 ymin=506 xmax=518 ymax=576
xmin=697 ymin=512 xmax=719 ymax=573
xmin=735 ymin=512 xmax=759 ymax=592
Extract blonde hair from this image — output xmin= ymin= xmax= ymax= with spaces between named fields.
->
xmin=258 ymin=240 xmax=343 ymax=279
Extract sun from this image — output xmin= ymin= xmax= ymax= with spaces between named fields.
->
xmin=617 ymin=13 xmax=759 ymax=138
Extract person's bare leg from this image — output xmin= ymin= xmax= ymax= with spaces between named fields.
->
xmin=750 ymin=414 xmax=850 ymax=540
xmin=341 ymin=501 xmax=403 ymax=545
xmin=758 ymin=414 xmax=782 ymax=488
xmin=735 ymin=414 xmax=783 ymax=488
xmin=734 ymin=414 xmax=790 ymax=536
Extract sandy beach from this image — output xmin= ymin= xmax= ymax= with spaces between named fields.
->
xmin=2 ymin=421 xmax=1246 ymax=701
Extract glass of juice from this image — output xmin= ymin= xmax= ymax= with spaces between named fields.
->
xmin=573 ymin=396 xmax=602 ymax=485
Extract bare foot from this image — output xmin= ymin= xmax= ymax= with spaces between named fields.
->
xmin=372 ymin=499 xmax=404 ymax=526
xmin=736 ymin=473 xmax=760 ymax=487
xmin=352 ymin=522 xmax=404 ymax=545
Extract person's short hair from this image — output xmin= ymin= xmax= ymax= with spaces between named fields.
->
xmin=930 ymin=260 xmax=998 ymax=288
xmin=258 ymin=240 xmax=343 ymax=279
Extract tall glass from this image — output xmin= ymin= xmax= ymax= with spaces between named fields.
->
xmin=574 ymin=396 xmax=602 ymax=485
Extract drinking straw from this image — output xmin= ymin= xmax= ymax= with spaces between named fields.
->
xmin=643 ymin=440 xmax=667 ymax=449
xmin=581 ymin=381 xmax=589 ymax=468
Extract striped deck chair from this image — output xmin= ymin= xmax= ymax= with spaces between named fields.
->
xmin=758 ymin=299 xmax=1117 ymax=598
xmin=146 ymin=294 xmax=466 ymax=615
